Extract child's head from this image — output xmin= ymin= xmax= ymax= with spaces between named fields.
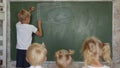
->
xmin=81 ymin=36 xmax=112 ymax=66
xmin=26 ymin=43 xmax=47 ymax=66
xmin=55 ymin=49 xmax=74 ymax=68
xmin=18 ymin=9 xmax=31 ymax=23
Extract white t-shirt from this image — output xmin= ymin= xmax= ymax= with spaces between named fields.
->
xmin=16 ymin=21 xmax=37 ymax=50
xmin=29 ymin=66 xmax=43 ymax=68
xmin=82 ymin=65 xmax=110 ymax=68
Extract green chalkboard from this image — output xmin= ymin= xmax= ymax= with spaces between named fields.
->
xmin=10 ymin=2 xmax=112 ymax=61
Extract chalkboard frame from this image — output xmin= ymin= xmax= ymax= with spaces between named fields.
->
xmin=10 ymin=1 xmax=112 ymax=61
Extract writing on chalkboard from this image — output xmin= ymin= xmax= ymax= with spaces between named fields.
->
xmin=37 ymin=3 xmax=74 ymax=24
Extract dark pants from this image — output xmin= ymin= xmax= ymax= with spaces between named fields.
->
xmin=16 ymin=49 xmax=30 ymax=68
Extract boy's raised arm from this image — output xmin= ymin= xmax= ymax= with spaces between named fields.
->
xmin=35 ymin=20 xmax=43 ymax=37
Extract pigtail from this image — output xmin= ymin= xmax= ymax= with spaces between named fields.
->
xmin=83 ymin=50 xmax=89 ymax=68
xmin=28 ymin=6 xmax=35 ymax=13
xmin=67 ymin=50 xmax=74 ymax=66
xmin=68 ymin=50 xmax=75 ymax=55
xmin=102 ymin=43 xmax=112 ymax=65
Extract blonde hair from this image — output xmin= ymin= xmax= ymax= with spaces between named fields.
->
xmin=81 ymin=37 xmax=112 ymax=67
xmin=55 ymin=49 xmax=74 ymax=68
xmin=18 ymin=7 xmax=35 ymax=22
xmin=18 ymin=9 xmax=31 ymax=22
xmin=26 ymin=43 xmax=47 ymax=66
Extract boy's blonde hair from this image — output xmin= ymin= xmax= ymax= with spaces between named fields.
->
xmin=81 ymin=37 xmax=112 ymax=67
xmin=18 ymin=9 xmax=31 ymax=22
xmin=26 ymin=43 xmax=47 ymax=66
xmin=55 ymin=49 xmax=74 ymax=68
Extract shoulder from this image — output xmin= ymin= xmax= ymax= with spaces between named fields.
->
xmin=82 ymin=65 xmax=110 ymax=68
xmin=82 ymin=66 xmax=86 ymax=68
xmin=28 ymin=24 xmax=36 ymax=27
xmin=82 ymin=66 xmax=92 ymax=68
xmin=29 ymin=66 xmax=33 ymax=68
xmin=16 ymin=21 xmax=21 ymax=25
xmin=29 ymin=65 xmax=44 ymax=68
xmin=24 ymin=24 xmax=36 ymax=29
xmin=104 ymin=65 xmax=110 ymax=68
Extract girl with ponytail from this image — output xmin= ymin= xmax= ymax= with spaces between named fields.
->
xmin=55 ymin=49 xmax=75 ymax=68
xmin=81 ymin=37 xmax=112 ymax=68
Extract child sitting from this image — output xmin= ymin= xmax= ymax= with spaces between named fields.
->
xmin=81 ymin=37 xmax=112 ymax=68
xmin=26 ymin=43 xmax=47 ymax=68
xmin=55 ymin=49 xmax=75 ymax=68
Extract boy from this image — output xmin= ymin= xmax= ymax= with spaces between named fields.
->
xmin=26 ymin=43 xmax=47 ymax=68
xmin=16 ymin=7 xmax=43 ymax=68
